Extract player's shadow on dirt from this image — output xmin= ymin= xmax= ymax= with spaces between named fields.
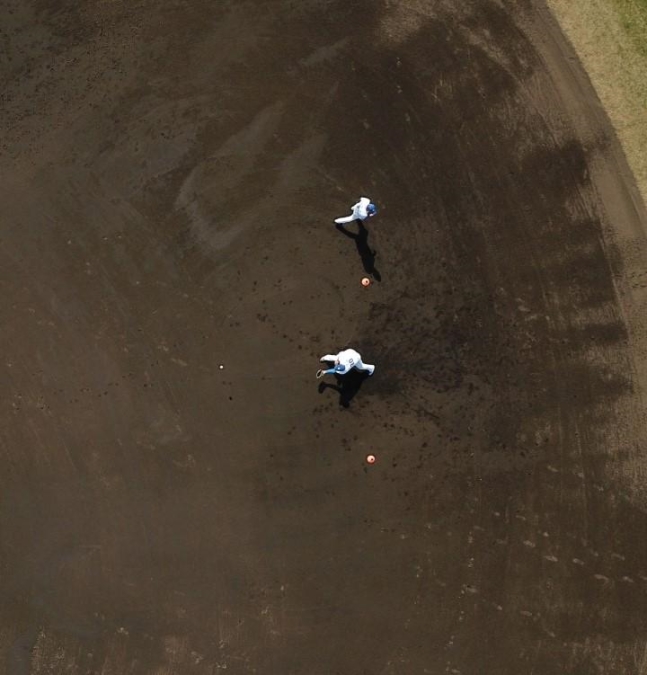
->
xmin=318 ymin=370 xmax=370 ymax=408
xmin=336 ymin=223 xmax=382 ymax=282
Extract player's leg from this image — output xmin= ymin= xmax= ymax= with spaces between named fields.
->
xmin=320 ymin=354 xmax=337 ymax=363
xmin=354 ymin=359 xmax=375 ymax=375
xmin=334 ymin=214 xmax=356 ymax=224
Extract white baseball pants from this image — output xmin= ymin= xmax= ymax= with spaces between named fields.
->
xmin=334 ymin=213 xmax=361 ymax=224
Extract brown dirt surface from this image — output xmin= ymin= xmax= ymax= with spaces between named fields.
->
xmin=2 ymin=1 xmax=647 ymax=674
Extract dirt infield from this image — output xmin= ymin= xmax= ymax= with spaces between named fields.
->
xmin=2 ymin=1 xmax=647 ymax=673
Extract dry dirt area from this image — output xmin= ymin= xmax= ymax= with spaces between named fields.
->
xmin=2 ymin=1 xmax=647 ymax=674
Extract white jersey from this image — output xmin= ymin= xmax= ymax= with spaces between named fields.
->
xmin=335 ymin=348 xmax=362 ymax=374
xmin=352 ymin=197 xmax=371 ymax=220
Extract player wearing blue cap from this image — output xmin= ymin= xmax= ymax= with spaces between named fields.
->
xmin=334 ymin=197 xmax=378 ymax=225
xmin=316 ymin=348 xmax=375 ymax=379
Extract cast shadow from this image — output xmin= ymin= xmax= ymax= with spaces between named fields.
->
xmin=336 ymin=222 xmax=382 ymax=281
xmin=318 ymin=369 xmax=370 ymax=408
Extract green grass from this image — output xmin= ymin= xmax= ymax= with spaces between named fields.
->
xmin=614 ymin=0 xmax=647 ymax=56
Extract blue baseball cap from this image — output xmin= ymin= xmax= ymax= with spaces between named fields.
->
xmin=334 ymin=364 xmax=346 ymax=373
xmin=367 ymin=203 xmax=377 ymax=215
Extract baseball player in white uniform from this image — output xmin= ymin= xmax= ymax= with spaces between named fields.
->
xmin=316 ymin=348 xmax=375 ymax=378
xmin=334 ymin=197 xmax=378 ymax=224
